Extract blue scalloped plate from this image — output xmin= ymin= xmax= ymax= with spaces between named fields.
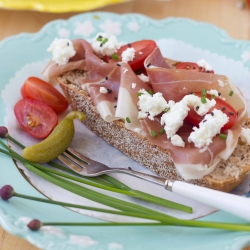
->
xmin=1 ymin=12 xmax=250 ymax=250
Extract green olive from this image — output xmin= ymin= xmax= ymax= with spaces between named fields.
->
xmin=22 ymin=111 xmax=86 ymax=163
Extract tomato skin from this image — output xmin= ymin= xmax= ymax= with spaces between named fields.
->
xmin=176 ymin=62 xmax=214 ymax=74
xmin=14 ymin=98 xmax=58 ymax=139
xmin=185 ymin=93 xmax=237 ymax=131
xmin=105 ymin=40 xmax=157 ymax=72
xmin=21 ymin=77 xmax=68 ymax=113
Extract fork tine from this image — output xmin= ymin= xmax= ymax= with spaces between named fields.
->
xmin=67 ymin=147 xmax=94 ymax=164
xmin=57 ymin=155 xmax=83 ymax=173
xmin=63 ymin=151 xmax=88 ymax=168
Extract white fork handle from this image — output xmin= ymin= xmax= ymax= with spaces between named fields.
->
xmin=167 ymin=181 xmax=250 ymax=221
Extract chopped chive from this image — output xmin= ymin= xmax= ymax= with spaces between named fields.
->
xmin=126 ymin=117 xmax=131 ymax=123
xmin=102 ymin=38 xmax=108 ymax=45
xmin=159 ymin=128 xmax=165 ymax=134
xmin=201 ymin=96 xmax=207 ymax=104
xmin=150 ymin=130 xmax=157 ymax=137
xmin=164 ymin=108 xmax=169 ymax=113
xmin=229 ymin=91 xmax=234 ymax=96
xmin=111 ymin=54 xmax=119 ymax=61
xmin=96 ymin=37 xmax=103 ymax=42
xmin=147 ymin=90 xmax=154 ymax=95
xmin=201 ymin=89 xmax=207 ymax=96
xmin=211 ymin=94 xmax=216 ymax=99
xmin=219 ymin=134 xmax=227 ymax=140
xmin=138 ymin=92 xmax=143 ymax=97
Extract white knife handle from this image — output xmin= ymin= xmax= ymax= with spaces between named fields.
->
xmin=167 ymin=180 xmax=250 ymax=221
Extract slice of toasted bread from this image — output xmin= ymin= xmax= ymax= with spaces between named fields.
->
xmin=57 ymin=69 xmax=250 ymax=192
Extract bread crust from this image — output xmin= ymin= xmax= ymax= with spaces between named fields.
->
xmin=58 ymin=71 xmax=250 ymax=192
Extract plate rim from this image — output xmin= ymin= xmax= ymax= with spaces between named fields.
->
xmin=1 ymin=11 xmax=250 ymax=250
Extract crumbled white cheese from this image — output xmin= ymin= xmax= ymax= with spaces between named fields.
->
xmin=197 ymin=59 xmax=213 ymax=71
xmin=182 ymin=94 xmax=216 ymax=116
xmin=161 ymin=100 xmax=189 ymax=138
xmin=207 ymin=89 xmax=219 ymax=96
xmin=207 ymin=89 xmax=225 ymax=100
xmin=138 ymin=73 xmax=149 ymax=82
xmin=138 ymin=89 xmax=169 ymax=120
xmin=47 ymin=38 xmax=76 ymax=65
xmin=218 ymin=79 xmax=225 ymax=87
xmin=240 ymin=127 xmax=250 ymax=145
xmin=171 ymin=134 xmax=185 ymax=147
xmin=99 ymin=87 xmax=108 ymax=94
xmin=188 ymin=109 xmax=229 ymax=148
xmin=92 ymin=33 xmax=122 ymax=56
xmin=123 ymin=68 xmax=128 ymax=73
xmin=138 ymin=51 xmax=143 ymax=55
xmin=122 ymin=47 xmax=135 ymax=63
xmin=132 ymin=83 xmax=136 ymax=89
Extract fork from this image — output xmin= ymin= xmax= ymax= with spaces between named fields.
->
xmin=58 ymin=147 xmax=250 ymax=222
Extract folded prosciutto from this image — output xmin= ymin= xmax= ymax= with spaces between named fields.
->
xmin=43 ymin=37 xmax=249 ymax=180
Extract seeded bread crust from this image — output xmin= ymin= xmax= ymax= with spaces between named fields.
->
xmin=58 ymin=70 xmax=250 ymax=192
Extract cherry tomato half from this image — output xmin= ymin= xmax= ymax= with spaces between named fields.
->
xmin=176 ymin=62 xmax=214 ymax=74
xmin=21 ymin=77 xmax=68 ymax=113
xmin=105 ymin=40 xmax=157 ymax=72
xmin=14 ymin=98 xmax=58 ymax=139
xmin=185 ymin=93 xmax=237 ymax=131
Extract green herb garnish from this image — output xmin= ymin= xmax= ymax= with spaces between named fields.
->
xmin=229 ymin=91 xmax=234 ymax=96
xmin=147 ymin=89 xmax=154 ymax=96
xmin=201 ymin=88 xmax=207 ymax=96
xmin=126 ymin=117 xmax=131 ymax=123
xmin=111 ymin=53 xmax=119 ymax=61
xmin=150 ymin=130 xmax=157 ymax=137
xmin=201 ymin=96 xmax=207 ymax=104
xmin=159 ymin=128 xmax=165 ymax=134
xmin=102 ymin=38 xmax=109 ymax=45
xmin=219 ymin=134 xmax=227 ymax=140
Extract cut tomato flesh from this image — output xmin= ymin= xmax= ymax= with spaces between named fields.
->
xmin=14 ymin=98 xmax=58 ymax=139
xmin=21 ymin=77 xmax=68 ymax=113
xmin=105 ymin=40 xmax=157 ymax=72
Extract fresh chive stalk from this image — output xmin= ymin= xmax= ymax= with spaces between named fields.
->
xmin=101 ymin=175 xmax=192 ymax=213
xmin=0 ymin=139 xmax=193 ymax=213
xmin=40 ymin=220 xmax=250 ymax=232
xmin=24 ymin=163 xmax=174 ymax=218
